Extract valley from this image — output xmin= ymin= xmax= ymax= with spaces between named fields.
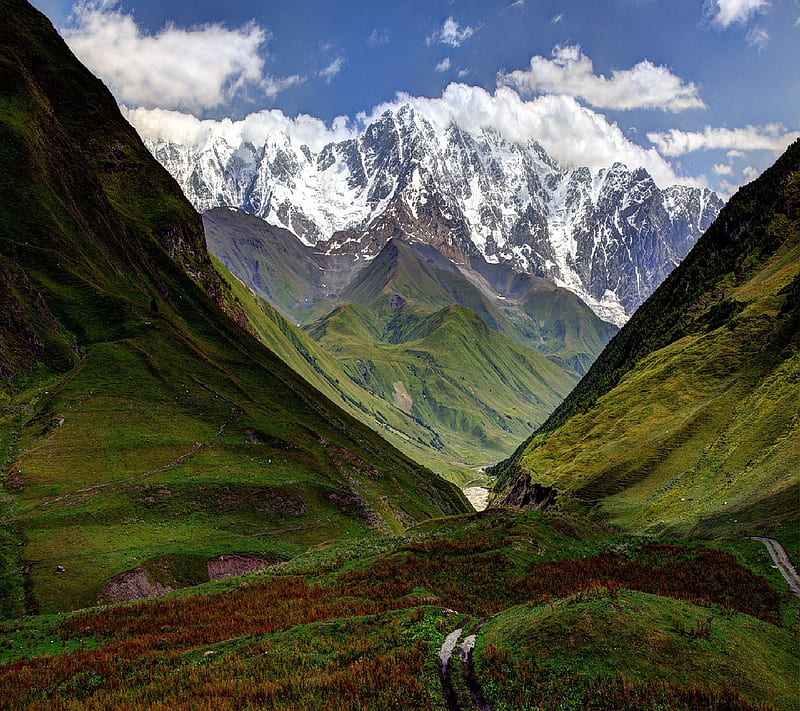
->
xmin=0 ymin=1 xmax=797 ymax=709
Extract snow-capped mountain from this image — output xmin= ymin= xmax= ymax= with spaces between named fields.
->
xmin=144 ymin=105 xmax=722 ymax=325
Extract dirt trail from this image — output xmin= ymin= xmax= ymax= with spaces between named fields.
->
xmin=438 ymin=620 xmax=493 ymax=711
xmin=751 ymin=537 xmax=800 ymax=599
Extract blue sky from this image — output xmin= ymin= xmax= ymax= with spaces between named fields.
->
xmin=32 ymin=0 xmax=799 ymax=195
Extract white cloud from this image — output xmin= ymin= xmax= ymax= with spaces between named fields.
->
xmin=319 ymin=57 xmax=344 ymax=83
xmin=713 ymin=163 xmax=733 ymax=175
xmin=497 ymin=45 xmax=706 ymax=112
xmin=711 ymin=0 xmax=770 ymax=27
xmin=745 ymin=25 xmax=769 ymax=50
xmin=435 ymin=57 xmax=452 ymax=72
xmin=726 ymin=149 xmax=746 ymax=159
xmin=551 ymin=13 xmax=563 ymax=23
xmin=742 ymin=165 xmax=760 ymax=181
xmin=367 ymin=28 xmax=389 ymax=46
xmin=426 ymin=17 xmax=476 ymax=47
xmin=647 ymin=124 xmax=799 ymax=156
xmin=122 ymin=105 xmax=356 ymax=152
xmin=358 ymin=84 xmax=693 ymax=188
xmin=127 ymin=83 xmax=712 ymax=190
xmin=456 ymin=68 xmax=471 ymax=79
xmin=62 ymin=0 xmax=302 ymax=112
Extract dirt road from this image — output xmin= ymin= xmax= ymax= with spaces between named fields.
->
xmin=438 ymin=620 xmax=492 ymax=711
xmin=751 ymin=537 xmax=800 ymax=599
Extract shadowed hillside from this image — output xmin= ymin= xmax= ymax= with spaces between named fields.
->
xmin=0 ymin=0 xmax=466 ymax=615
xmin=492 ymin=141 xmax=800 ymax=542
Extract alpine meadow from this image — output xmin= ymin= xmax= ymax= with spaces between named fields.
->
xmin=1 ymin=0 xmax=798 ymax=709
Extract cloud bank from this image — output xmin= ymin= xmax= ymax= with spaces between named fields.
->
xmin=497 ymin=45 xmax=706 ymax=112
xmin=125 ymin=83 xmax=698 ymax=189
xmin=62 ymin=0 xmax=300 ymax=111
xmin=647 ymin=124 xmax=799 ymax=156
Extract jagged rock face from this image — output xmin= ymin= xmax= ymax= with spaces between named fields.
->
xmin=144 ymin=106 xmax=723 ymax=325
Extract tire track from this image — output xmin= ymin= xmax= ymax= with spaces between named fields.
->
xmin=438 ymin=619 xmax=493 ymax=711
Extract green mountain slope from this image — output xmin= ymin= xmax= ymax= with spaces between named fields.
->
xmin=203 ymin=212 xmax=616 ymax=472
xmin=203 ymin=207 xmax=358 ymax=325
xmin=492 ymin=142 xmax=800 ymax=540
xmin=336 ymin=238 xmax=617 ymax=371
xmin=213 ymin=259 xmax=483 ymax=483
xmin=0 ymin=0 xmax=466 ymax=615
xmin=309 ymin=299 xmax=578 ymax=466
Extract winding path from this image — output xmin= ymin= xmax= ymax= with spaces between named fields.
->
xmin=750 ymin=537 xmax=800 ymax=599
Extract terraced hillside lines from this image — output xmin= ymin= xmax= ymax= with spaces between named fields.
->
xmin=492 ymin=141 xmax=800 ymax=538
xmin=0 ymin=0 xmax=467 ymax=615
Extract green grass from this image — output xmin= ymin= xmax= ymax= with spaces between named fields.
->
xmin=0 ymin=0 xmax=467 ymax=615
xmin=0 ymin=509 xmax=794 ymax=709
xmin=476 ymin=589 xmax=798 ymax=711
xmin=206 ymin=214 xmax=615 ymax=475
xmin=309 ymin=298 xmax=578 ymax=466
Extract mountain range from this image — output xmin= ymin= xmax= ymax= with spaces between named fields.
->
xmin=144 ymin=107 xmax=723 ymax=326
xmin=203 ymin=206 xmax=617 ymax=473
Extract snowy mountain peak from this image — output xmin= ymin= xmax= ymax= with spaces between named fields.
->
xmin=142 ymin=108 xmax=723 ymax=325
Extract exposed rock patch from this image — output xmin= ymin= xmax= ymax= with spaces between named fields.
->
xmin=97 ymin=568 xmax=175 ymax=605
xmin=207 ymin=553 xmax=280 ymax=580
xmin=97 ymin=552 xmax=283 ymax=603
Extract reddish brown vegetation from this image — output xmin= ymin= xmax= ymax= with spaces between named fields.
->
xmin=0 ymin=541 xmax=781 ymax=709
xmin=480 ymin=645 xmax=776 ymax=711
xmin=336 ymin=542 xmax=781 ymax=623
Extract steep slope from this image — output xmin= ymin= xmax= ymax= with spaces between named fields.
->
xmin=203 ymin=208 xmax=617 ymax=373
xmin=492 ymin=142 xmax=800 ymax=539
xmin=141 ymin=106 xmax=723 ymax=324
xmin=213 ymin=259 xmax=483 ymax=483
xmin=202 ymin=216 xmax=613 ymax=470
xmin=0 ymin=0 xmax=466 ymax=615
xmin=203 ymin=207 xmax=360 ymax=325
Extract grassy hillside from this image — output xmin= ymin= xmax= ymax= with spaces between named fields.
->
xmin=477 ymin=589 xmax=797 ymax=710
xmin=0 ymin=0 xmax=466 ymax=615
xmin=205 ymin=214 xmax=616 ymax=471
xmin=492 ymin=142 xmax=800 ymax=539
xmin=0 ymin=509 xmax=794 ymax=710
xmin=203 ymin=208 xmax=359 ymax=325
xmin=309 ymin=298 xmax=579 ymax=467
xmin=214 ymin=258 xmax=482 ymax=484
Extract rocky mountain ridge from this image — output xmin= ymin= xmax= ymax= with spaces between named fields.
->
xmin=144 ymin=106 xmax=723 ymax=325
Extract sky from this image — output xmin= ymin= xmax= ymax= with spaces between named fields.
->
xmin=31 ymin=0 xmax=800 ymax=196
